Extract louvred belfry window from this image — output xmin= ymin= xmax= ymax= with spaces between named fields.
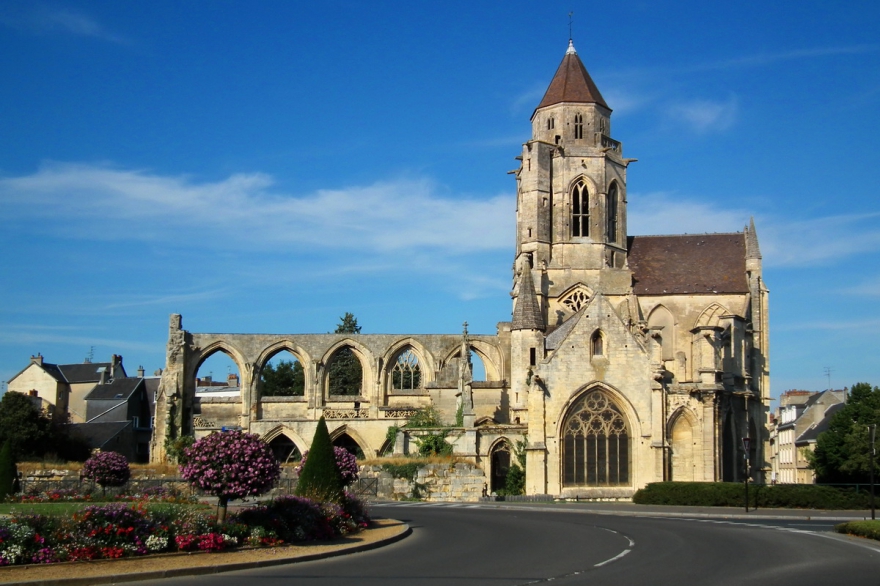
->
xmin=571 ymin=180 xmax=589 ymax=238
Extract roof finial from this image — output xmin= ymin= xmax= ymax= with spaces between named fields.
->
xmin=568 ymin=11 xmax=573 ymax=42
xmin=566 ymin=12 xmax=577 ymax=55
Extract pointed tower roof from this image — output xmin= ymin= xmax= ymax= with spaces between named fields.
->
xmin=512 ymin=268 xmax=544 ymax=331
xmin=745 ymin=217 xmax=762 ymax=260
xmin=534 ymin=40 xmax=609 ymax=115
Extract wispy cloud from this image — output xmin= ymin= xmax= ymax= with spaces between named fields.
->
xmin=775 ymin=318 xmax=880 ymax=332
xmin=842 ymin=278 xmax=880 ymax=297
xmin=688 ymin=45 xmax=878 ymax=73
xmin=0 ymin=163 xmax=513 ymax=255
xmin=102 ymin=289 xmax=229 ymax=310
xmin=0 ymin=327 xmax=160 ymax=354
xmin=628 ymin=191 xmax=749 ymax=236
xmin=665 ymin=96 xmax=738 ymax=133
xmin=0 ymin=3 xmax=128 ymax=44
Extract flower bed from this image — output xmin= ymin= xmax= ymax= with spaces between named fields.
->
xmin=11 ymin=485 xmax=195 ymax=505
xmin=0 ymin=493 xmax=369 ymax=566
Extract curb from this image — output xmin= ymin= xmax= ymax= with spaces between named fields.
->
xmin=13 ymin=522 xmax=412 ymax=586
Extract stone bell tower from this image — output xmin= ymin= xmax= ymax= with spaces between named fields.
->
xmin=513 ymin=40 xmax=635 ymax=328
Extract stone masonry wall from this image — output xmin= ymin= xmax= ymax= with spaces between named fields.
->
xmin=361 ymin=463 xmax=485 ymax=502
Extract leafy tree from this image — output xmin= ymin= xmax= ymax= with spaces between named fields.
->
xmin=328 ymin=313 xmax=363 ymax=396
xmin=504 ymin=438 xmax=528 ymax=495
xmin=0 ymin=392 xmax=54 ymax=459
xmin=295 ymin=417 xmax=344 ymax=502
xmin=82 ymin=451 xmax=131 ymax=490
xmin=0 ymin=441 xmax=18 ymax=500
xmin=334 ymin=313 xmax=362 ymax=334
xmin=164 ymin=434 xmax=195 ymax=464
xmin=414 ymin=432 xmax=453 ymax=457
xmin=809 ymin=383 xmax=880 ymax=483
xmin=180 ymin=430 xmax=281 ymax=522
xmin=261 ymin=359 xmax=305 ymax=396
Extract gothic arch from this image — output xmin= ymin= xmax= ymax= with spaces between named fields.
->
xmin=567 ymin=174 xmax=599 ymax=199
xmin=488 ymin=437 xmax=514 ymax=492
xmin=590 ymin=329 xmax=605 ymax=357
xmin=558 ymin=382 xmax=642 ymax=441
xmin=254 ymin=340 xmax=313 ymax=400
xmin=694 ymin=303 xmax=730 ymax=330
xmin=440 ymin=339 xmax=504 ymax=382
xmin=187 ymin=340 xmax=248 ymax=385
xmin=381 ymin=338 xmax=435 ymax=391
xmin=261 ymin=425 xmax=308 ymax=462
xmin=558 ymin=385 xmax=633 ymax=487
xmin=328 ymin=424 xmax=375 ymax=459
xmin=321 ymin=339 xmax=373 ymax=398
xmin=668 ymin=407 xmax=698 ymax=481
xmin=606 ymin=180 xmax=620 ymax=243
xmin=647 ymin=304 xmax=675 ymax=361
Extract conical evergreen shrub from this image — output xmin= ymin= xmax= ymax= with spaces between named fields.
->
xmin=295 ymin=417 xmax=344 ymax=502
xmin=0 ymin=441 xmax=18 ymax=500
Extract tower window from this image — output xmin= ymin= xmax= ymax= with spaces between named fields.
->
xmin=547 ymin=117 xmax=555 ymax=130
xmin=530 ymin=348 xmax=536 ymax=366
xmin=571 ymin=180 xmax=589 ymax=238
xmin=574 ymin=114 xmax=584 ymax=139
xmin=606 ymin=183 xmax=618 ymax=243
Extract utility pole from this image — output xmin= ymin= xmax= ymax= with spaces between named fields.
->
xmin=870 ymin=424 xmax=876 ymax=520
xmin=742 ymin=437 xmax=751 ymax=513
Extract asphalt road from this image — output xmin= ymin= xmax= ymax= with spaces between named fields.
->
xmin=139 ymin=502 xmax=880 ymax=585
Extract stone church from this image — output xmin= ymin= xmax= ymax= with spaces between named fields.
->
xmin=151 ymin=41 xmax=770 ymax=498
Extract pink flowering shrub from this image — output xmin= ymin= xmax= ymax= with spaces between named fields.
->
xmin=296 ymin=447 xmax=359 ymax=485
xmin=82 ymin=451 xmax=131 ymax=488
xmin=180 ymin=430 xmax=281 ymax=521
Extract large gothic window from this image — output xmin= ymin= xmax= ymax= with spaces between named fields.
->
xmin=563 ymin=389 xmax=630 ymax=486
xmin=606 ymin=182 xmax=618 ymax=243
xmin=571 ymin=180 xmax=589 ymax=238
xmin=327 ymin=345 xmax=363 ymax=396
xmin=391 ymin=348 xmax=421 ymax=391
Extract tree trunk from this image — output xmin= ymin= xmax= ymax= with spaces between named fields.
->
xmin=218 ymin=496 xmax=228 ymax=523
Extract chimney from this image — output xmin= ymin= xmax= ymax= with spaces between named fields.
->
xmin=30 ymin=353 xmax=43 ymax=366
xmin=98 ymin=366 xmax=107 ymax=385
xmin=137 ymin=366 xmax=145 ymax=378
xmin=227 ymin=373 xmax=239 ymax=387
xmin=110 ymin=354 xmax=122 ymax=379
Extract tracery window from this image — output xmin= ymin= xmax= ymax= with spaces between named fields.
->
xmin=606 ymin=183 xmax=618 ymax=243
xmin=562 ymin=389 xmax=630 ymax=486
xmin=574 ymin=113 xmax=584 ymax=139
xmin=391 ymin=349 xmax=421 ymax=391
xmin=571 ymin=180 xmax=589 ymax=238
xmin=561 ymin=289 xmax=590 ymax=312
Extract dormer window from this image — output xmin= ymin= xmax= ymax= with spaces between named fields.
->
xmin=574 ymin=113 xmax=584 ymax=139
xmin=571 ymin=179 xmax=589 ymax=237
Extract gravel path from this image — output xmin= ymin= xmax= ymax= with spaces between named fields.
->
xmin=0 ymin=518 xmax=407 ymax=585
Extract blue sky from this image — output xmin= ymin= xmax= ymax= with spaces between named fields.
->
xmin=1 ymin=1 xmax=878 ymax=401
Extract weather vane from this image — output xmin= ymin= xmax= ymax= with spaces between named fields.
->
xmin=568 ymin=11 xmax=573 ymax=41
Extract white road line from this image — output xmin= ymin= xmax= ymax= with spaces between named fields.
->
xmin=595 ymin=549 xmax=631 ymax=567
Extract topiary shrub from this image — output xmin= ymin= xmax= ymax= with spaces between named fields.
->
xmin=0 ymin=441 xmax=17 ymax=500
xmin=297 ymin=446 xmax=359 ymax=486
xmin=82 ymin=451 xmax=130 ymax=491
xmin=180 ymin=430 xmax=281 ymax=522
xmin=633 ymin=481 xmax=874 ymax=509
xmin=835 ymin=520 xmax=880 ymax=540
xmin=295 ymin=417 xmax=344 ymax=502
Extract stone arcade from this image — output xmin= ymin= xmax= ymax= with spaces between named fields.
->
xmin=151 ymin=41 xmax=770 ymax=498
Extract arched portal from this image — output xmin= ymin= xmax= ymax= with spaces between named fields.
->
xmin=332 ymin=433 xmax=365 ymax=459
xmin=490 ymin=440 xmax=512 ymax=493
xmin=669 ymin=411 xmax=696 ymax=481
xmin=562 ymin=389 xmax=630 ymax=486
xmin=327 ymin=345 xmax=364 ymax=396
xmin=268 ymin=434 xmax=302 ymax=465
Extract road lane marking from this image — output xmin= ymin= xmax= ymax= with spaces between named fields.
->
xmin=595 ymin=549 xmax=631 ymax=567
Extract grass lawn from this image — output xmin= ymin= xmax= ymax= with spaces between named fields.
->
xmin=0 ymin=502 xmax=210 ymax=516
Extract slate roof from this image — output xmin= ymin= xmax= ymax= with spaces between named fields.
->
xmin=534 ymin=41 xmax=609 ymax=114
xmin=69 ymin=421 xmax=132 ymax=449
xmin=797 ymin=403 xmax=844 ymax=443
xmin=511 ymin=269 xmax=544 ymax=331
xmin=84 ymin=377 xmax=143 ymax=401
xmin=627 ymin=233 xmax=749 ymax=295
xmin=58 ymin=362 xmax=114 ymax=384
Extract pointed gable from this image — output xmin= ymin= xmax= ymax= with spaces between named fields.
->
xmin=534 ymin=41 xmax=609 ymax=114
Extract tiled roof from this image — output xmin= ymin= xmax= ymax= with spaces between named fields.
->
xmin=534 ymin=41 xmax=609 ymax=113
xmin=69 ymin=421 xmax=131 ymax=449
xmin=627 ymin=234 xmax=748 ymax=295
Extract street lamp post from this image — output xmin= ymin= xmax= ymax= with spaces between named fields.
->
xmin=869 ymin=424 xmax=876 ymax=520
xmin=742 ymin=437 xmax=751 ymax=513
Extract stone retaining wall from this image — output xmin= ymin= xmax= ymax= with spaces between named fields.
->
xmin=360 ymin=462 xmax=485 ymax=502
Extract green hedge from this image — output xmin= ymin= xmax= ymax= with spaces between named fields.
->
xmin=632 ymin=482 xmax=873 ymax=509
xmin=835 ymin=520 xmax=880 ymax=540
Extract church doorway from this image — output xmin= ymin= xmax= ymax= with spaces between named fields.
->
xmin=268 ymin=435 xmax=301 ymax=465
xmin=562 ymin=389 xmax=630 ymax=486
xmin=669 ymin=412 xmax=695 ymax=481
xmin=490 ymin=441 xmax=512 ymax=493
